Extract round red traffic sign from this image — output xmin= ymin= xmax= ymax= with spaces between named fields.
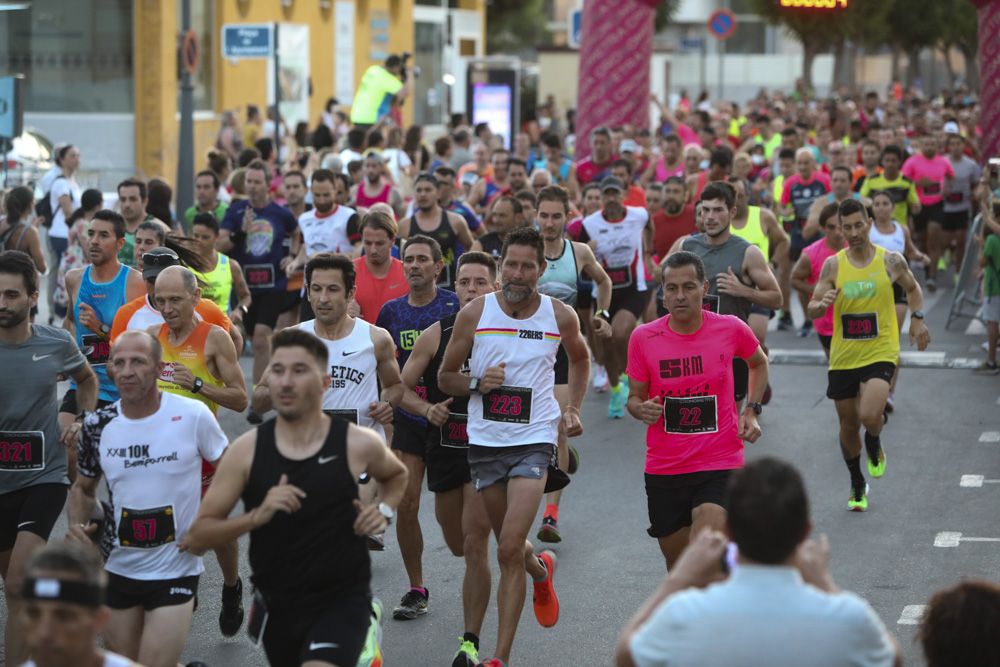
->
xmin=707 ymin=9 xmax=736 ymax=41
xmin=182 ymin=30 xmax=199 ymax=74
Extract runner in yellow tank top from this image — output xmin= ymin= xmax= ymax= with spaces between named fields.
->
xmin=189 ymin=212 xmax=253 ymax=329
xmin=146 ymin=265 xmax=250 ymax=635
xmin=808 ymin=200 xmax=930 ymax=513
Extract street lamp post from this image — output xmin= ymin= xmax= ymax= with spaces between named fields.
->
xmin=177 ymin=0 xmax=195 ymax=220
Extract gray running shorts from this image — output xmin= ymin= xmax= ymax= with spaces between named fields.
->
xmin=467 ymin=443 xmax=555 ymax=491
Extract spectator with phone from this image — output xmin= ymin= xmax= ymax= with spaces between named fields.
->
xmin=615 ymin=457 xmax=899 ymax=667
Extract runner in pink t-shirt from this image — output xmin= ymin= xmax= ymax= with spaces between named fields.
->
xmin=625 ymin=251 xmax=768 ymax=567
xmin=792 ymin=202 xmax=846 ymax=358
xmin=901 ymin=134 xmax=955 ymax=289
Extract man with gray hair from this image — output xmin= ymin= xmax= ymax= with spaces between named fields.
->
xmin=68 ymin=330 xmax=229 ymax=667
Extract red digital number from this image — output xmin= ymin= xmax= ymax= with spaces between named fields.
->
xmin=132 ymin=519 xmax=157 ymax=542
xmin=448 ymin=423 xmax=467 ymax=440
xmin=509 ymin=396 xmax=522 ymax=416
xmin=0 ymin=442 xmax=30 ymax=462
xmin=249 ymin=270 xmax=269 ymax=283
xmin=679 ymin=407 xmax=702 ymax=427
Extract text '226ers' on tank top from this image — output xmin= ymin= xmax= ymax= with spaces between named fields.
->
xmin=297 ymin=318 xmax=384 ymax=438
xmin=468 ymin=293 xmax=562 ymax=447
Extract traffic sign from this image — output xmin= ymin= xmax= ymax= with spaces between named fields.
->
xmin=568 ymin=8 xmax=582 ymax=49
xmin=0 ymin=76 xmax=23 ymax=140
xmin=680 ymin=37 xmax=706 ymax=50
xmin=182 ymin=30 xmax=199 ymax=74
xmin=221 ymin=23 xmax=273 ymax=60
xmin=707 ymin=9 xmax=736 ymax=41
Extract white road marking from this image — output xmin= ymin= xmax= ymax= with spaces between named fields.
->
xmin=961 ymin=475 xmax=985 ymax=487
xmin=897 ymin=605 xmax=926 ymax=625
xmin=966 ymin=318 xmax=986 ymax=336
xmin=979 ymin=431 xmax=1000 ymax=443
xmin=935 ymin=531 xmax=1000 ymax=547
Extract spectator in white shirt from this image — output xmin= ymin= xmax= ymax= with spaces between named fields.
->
xmin=616 ymin=457 xmax=900 ymax=667
xmin=46 ymin=144 xmax=82 ymax=317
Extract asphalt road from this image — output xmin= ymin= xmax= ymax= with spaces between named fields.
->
xmin=2 ymin=281 xmax=998 ymax=667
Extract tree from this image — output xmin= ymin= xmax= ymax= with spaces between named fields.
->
xmin=486 ymin=0 xmax=551 ymax=57
xmin=654 ymin=0 xmax=683 ymax=32
xmin=884 ymin=0 xmax=948 ymax=88
xmin=938 ymin=0 xmax=979 ymax=90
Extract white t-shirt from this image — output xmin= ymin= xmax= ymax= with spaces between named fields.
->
xmin=78 ymin=393 xmax=228 ymax=580
xmin=298 ymin=205 xmax=360 ymax=258
xmin=23 ymin=650 xmax=139 ymax=667
xmin=49 ymin=177 xmax=82 ymax=239
xmin=339 ymin=149 xmax=364 ymax=174
xmin=382 ymin=148 xmax=412 ymax=184
xmin=629 ymin=565 xmax=896 ymax=667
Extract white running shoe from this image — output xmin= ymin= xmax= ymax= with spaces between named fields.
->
xmin=592 ymin=365 xmax=609 ymax=393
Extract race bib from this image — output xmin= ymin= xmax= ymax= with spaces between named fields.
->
xmin=922 ymin=182 xmax=942 ymax=196
xmin=244 ymin=264 xmax=276 ymax=289
xmin=483 ymin=386 xmax=532 ymax=424
xmin=662 ymin=395 xmax=719 ymax=435
xmin=440 ymin=413 xmax=469 ymax=449
xmin=945 ymin=192 xmax=964 ymax=204
xmin=323 ymin=409 xmax=359 ymax=424
xmin=0 ymin=431 xmax=44 ymax=471
xmin=841 ymin=312 xmax=878 ymax=340
xmin=81 ymin=334 xmax=110 ymax=367
xmin=117 ymin=505 xmax=176 ymax=549
xmin=606 ymin=265 xmax=634 ymax=289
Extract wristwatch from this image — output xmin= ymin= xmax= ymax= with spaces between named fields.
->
xmin=911 ymin=310 xmax=925 ymax=319
xmin=746 ymin=402 xmax=763 ymax=416
xmin=469 ymin=377 xmax=481 ymax=394
xmin=596 ymin=309 xmax=611 ymax=320
xmin=99 ymin=323 xmax=111 ymax=337
xmin=378 ymin=502 xmax=396 ymax=525
xmin=191 ymin=377 xmax=205 ymax=394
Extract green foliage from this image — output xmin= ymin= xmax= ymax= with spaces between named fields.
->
xmin=655 ymin=0 xmax=683 ymax=32
xmin=486 ymin=0 xmax=552 ymax=55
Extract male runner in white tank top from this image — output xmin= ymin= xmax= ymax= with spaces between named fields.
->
xmin=439 ymin=227 xmax=590 ymax=667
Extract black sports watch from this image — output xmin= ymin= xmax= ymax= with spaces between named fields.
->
xmin=746 ymin=402 xmax=763 ymax=416
xmin=911 ymin=310 xmax=925 ymax=319
xmin=469 ymin=377 xmax=481 ymax=394
xmin=191 ymin=377 xmax=205 ymax=394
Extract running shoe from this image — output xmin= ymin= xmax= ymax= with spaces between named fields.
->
xmin=392 ymin=588 xmax=428 ymax=620
xmin=357 ymin=599 xmax=384 ymax=667
xmin=532 ymin=550 xmax=560 ymax=627
xmin=797 ymin=320 xmax=813 ymax=337
xmin=537 ymin=516 xmax=562 ymax=544
xmin=219 ymin=577 xmax=245 ymax=637
xmin=608 ymin=387 xmax=626 ymax=419
xmin=847 ymin=483 xmax=869 ymax=512
xmin=762 ymin=383 xmax=772 ymax=406
xmin=926 ymin=277 xmax=937 ymax=293
xmin=973 ymin=360 xmax=1000 ymax=375
xmin=777 ymin=312 xmax=793 ymax=331
xmin=884 ymin=393 xmax=894 ymax=413
xmin=592 ymin=365 xmax=609 ymax=393
xmin=867 ymin=445 xmax=887 ymax=479
xmin=367 ymin=534 xmax=385 ymax=551
xmin=478 ymin=659 xmax=507 ymax=667
xmin=452 ymin=638 xmax=479 ymax=667
xmin=568 ymin=445 xmax=580 ymax=474
xmin=619 ymin=373 xmax=629 ymax=393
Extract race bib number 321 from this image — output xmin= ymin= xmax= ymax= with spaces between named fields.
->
xmin=0 ymin=431 xmax=44 ymax=471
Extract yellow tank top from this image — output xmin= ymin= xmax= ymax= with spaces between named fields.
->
xmin=773 ymin=175 xmax=793 ymax=224
xmin=731 ymin=206 xmax=769 ymax=260
xmin=829 ymin=246 xmax=899 ymax=370
xmin=191 ymin=253 xmax=233 ymax=313
xmin=157 ymin=321 xmax=224 ymax=413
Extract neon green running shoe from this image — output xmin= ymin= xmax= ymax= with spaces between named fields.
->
xmin=356 ymin=599 xmax=383 ymax=667
xmin=619 ymin=373 xmax=629 ymax=393
xmin=847 ymin=483 xmax=869 ymax=512
xmin=608 ymin=386 xmax=626 ymax=419
xmin=451 ymin=638 xmax=479 ymax=667
xmin=867 ymin=446 xmax=886 ymax=478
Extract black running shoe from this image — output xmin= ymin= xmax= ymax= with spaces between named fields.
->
xmin=219 ymin=577 xmax=245 ymax=637
xmin=367 ymin=534 xmax=385 ymax=551
xmin=392 ymin=588 xmax=428 ymax=620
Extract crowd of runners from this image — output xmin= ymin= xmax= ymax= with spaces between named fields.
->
xmin=2 ymin=73 xmax=1000 ymax=667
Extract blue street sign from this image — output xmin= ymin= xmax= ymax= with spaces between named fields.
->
xmin=0 ymin=76 xmax=22 ymax=139
xmin=681 ymin=37 xmax=706 ymax=50
xmin=707 ymin=9 xmax=736 ymax=41
xmin=221 ymin=24 xmax=273 ymax=60
xmin=568 ymin=8 xmax=582 ymax=49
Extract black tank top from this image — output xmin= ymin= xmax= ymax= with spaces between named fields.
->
xmin=242 ymin=417 xmax=369 ymax=601
xmin=421 ymin=208 xmax=458 ymax=289
xmin=479 ymin=232 xmax=504 ymax=259
xmin=423 ymin=313 xmax=470 ymax=412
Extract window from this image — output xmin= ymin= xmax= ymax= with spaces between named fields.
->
xmin=724 ymin=20 xmax=766 ymax=54
xmin=0 ymin=0 xmax=134 ymax=113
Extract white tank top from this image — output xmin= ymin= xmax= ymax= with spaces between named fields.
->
xmin=299 ymin=205 xmax=358 ymax=257
xmin=23 ymin=650 xmax=139 ymax=667
xmin=468 ymin=293 xmax=562 ymax=447
xmin=869 ymin=221 xmax=905 ymax=255
xmin=581 ymin=206 xmax=649 ymax=291
xmin=297 ymin=318 xmax=385 ymax=438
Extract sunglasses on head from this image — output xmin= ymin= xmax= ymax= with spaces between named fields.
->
xmin=142 ymin=253 xmax=179 ymax=268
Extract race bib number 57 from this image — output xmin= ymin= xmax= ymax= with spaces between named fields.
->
xmin=118 ymin=505 xmax=176 ymax=549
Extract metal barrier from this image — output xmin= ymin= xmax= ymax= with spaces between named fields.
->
xmin=946 ymin=214 xmax=984 ymax=330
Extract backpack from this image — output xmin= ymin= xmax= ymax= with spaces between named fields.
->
xmin=34 ymin=175 xmax=65 ymax=228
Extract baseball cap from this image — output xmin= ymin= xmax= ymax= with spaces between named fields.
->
xmin=600 ymin=176 xmax=625 ymax=193
xmin=142 ymin=247 xmax=180 ymax=280
xmin=942 ymin=121 xmax=960 ymax=135
xmin=619 ymin=139 xmax=640 ymax=154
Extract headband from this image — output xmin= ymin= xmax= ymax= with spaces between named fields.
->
xmin=22 ymin=577 xmax=103 ymax=608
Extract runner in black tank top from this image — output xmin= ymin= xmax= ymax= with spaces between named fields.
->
xmin=184 ymin=328 xmax=407 ymax=667
xmin=400 ymin=175 xmax=475 ymax=292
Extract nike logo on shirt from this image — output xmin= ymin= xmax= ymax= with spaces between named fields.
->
xmin=309 ymin=642 xmax=339 ymax=650
xmin=342 ymin=350 xmax=360 ymax=356
xmin=318 ymin=455 xmax=339 ymax=464
xmin=32 ymin=353 xmax=52 ymax=361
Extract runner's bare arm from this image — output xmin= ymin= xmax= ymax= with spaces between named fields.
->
xmin=789 ymin=254 xmax=814 ymax=296
xmin=397 ymin=216 xmax=412 ymax=239
xmin=438 ymin=299 xmax=483 ymax=396
xmin=802 ymin=198 xmax=825 ymax=239
xmin=807 ymin=256 xmax=839 ymax=319
xmin=886 ymin=251 xmax=931 ymax=350
xmin=740 ymin=246 xmax=783 ymax=309
xmin=576 ymin=242 xmax=613 ymax=313
xmin=125 ymin=268 xmax=146 ymax=301
xmin=743 ymin=346 xmax=769 ymax=407
xmin=348 ymin=424 xmax=408 ymax=535
xmin=203 ymin=326 xmax=249 ymax=412
xmin=398 ymin=322 xmax=443 ymax=421
xmin=469 ymin=238 xmax=484 ymax=253
xmin=449 ymin=211 xmax=475 ymax=250
xmin=901 ymin=226 xmax=930 ymax=265
xmin=626 ymin=378 xmax=662 ymax=426
xmin=390 ymin=188 xmax=405 ymax=220
xmin=251 ymin=372 xmax=272 ymax=414
xmin=65 ymin=471 xmax=102 ymax=548
xmin=184 ymin=432 xmax=257 ymax=554
xmin=70 ymin=362 xmax=99 ymax=414
xmin=761 ymin=207 xmax=789 ymax=268
xmin=665 ymin=234 xmax=689 ymax=258
xmin=372 ymin=325 xmax=404 ymax=410
xmin=555 ymin=299 xmax=590 ymax=414
xmin=62 ymin=268 xmax=81 ymax=336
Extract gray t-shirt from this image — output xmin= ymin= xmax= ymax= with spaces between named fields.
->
xmin=0 ymin=324 xmax=87 ymax=492
xmin=944 ymin=155 xmax=982 ymax=213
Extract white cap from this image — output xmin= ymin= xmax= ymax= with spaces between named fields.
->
xmin=619 ymin=139 xmax=639 ymax=153
xmin=943 ymin=121 xmax=960 ymax=135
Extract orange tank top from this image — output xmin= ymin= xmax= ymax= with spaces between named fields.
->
xmin=157 ymin=321 xmax=223 ymax=413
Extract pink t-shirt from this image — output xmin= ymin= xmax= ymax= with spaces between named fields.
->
xmin=901 ymin=154 xmax=954 ymax=206
xmin=626 ymin=311 xmax=759 ymax=475
xmin=801 ymin=238 xmax=842 ymax=336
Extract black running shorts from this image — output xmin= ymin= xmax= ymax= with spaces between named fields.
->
xmin=645 ymin=470 xmax=733 ymax=538
xmin=105 ymin=572 xmax=199 ymax=611
xmin=261 ymin=587 xmax=371 ymax=667
xmin=0 ymin=483 xmax=68 ymax=551
xmin=826 ymin=361 xmax=896 ymax=400
xmin=425 ymin=435 xmax=472 ymax=493
xmin=610 ymin=288 xmax=650 ymax=320
xmin=391 ymin=414 xmax=429 ymax=460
